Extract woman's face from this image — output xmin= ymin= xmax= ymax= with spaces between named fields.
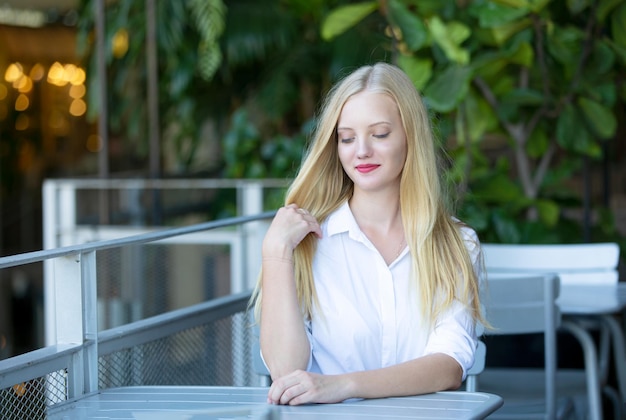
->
xmin=337 ymin=90 xmax=407 ymax=194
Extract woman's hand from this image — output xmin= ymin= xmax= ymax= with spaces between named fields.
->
xmin=263 ymin=204 xmax=322 ymax=256
xmin=267 ymin=370 xmax=352 ymax=405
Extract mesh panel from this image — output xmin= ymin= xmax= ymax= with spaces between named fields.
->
xmin=0 ymin=370 xmax=67 ymax=420
xmin=96 ymin=243 xmax=232 ymax=330
xmin=98 ymin=311 xmax=255 ymax=388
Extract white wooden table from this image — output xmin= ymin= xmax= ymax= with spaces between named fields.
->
xmin=48 ymin=385 xmax=504 ymax=420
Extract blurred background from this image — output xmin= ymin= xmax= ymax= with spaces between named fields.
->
xmin=0 ymin=0 xmax=625 ymax=363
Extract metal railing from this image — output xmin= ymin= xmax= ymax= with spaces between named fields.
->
xmin=0 ymin=211 xmax=275 ymax=420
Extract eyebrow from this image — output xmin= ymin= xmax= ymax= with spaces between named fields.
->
xmin=337 ymin=121 xmax=391 ymax=131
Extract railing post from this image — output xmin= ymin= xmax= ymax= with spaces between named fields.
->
xmin=49 ymin=253 xmax=84 ymax=398
xmin=81 ymin=251 xmax=99 ymax=393
xmin=44 ymin=180 xmax=78 ymax=347
xmin=239 ymin=181 xmax=269 ymax=386
xmin=239 ymin=181 xmax=266 ymax=292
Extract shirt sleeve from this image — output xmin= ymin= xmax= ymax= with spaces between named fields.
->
xmin=422 ymin=300 xmax=477 ymax=380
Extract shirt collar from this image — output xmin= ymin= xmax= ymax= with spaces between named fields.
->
xmin=327 ymin=201 xmax=363 ymax=241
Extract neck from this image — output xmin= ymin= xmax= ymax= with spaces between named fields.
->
xmin=349 ymin=189 xmax=402 ymax=234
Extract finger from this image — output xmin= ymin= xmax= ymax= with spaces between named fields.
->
xmin=279 ymin=382 xmax=307 ymax=405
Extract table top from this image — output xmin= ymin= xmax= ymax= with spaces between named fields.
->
xmin=557 ymin=282 xmax=626 ymax=315
xmin=48 ymin=385 xmax=503 ymax=420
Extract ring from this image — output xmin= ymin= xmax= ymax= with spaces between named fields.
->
xmin=298 ymin=208 xmax=308 ymax=215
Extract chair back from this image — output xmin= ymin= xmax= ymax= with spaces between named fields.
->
xmin=465 ymin=340 xmax=486 ymax=392
xmin=482 ymin=274 xmax=561 ymax=418
xmin=482 ymin=243 xmax=620 ymax=285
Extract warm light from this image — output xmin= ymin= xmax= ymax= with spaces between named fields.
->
xmin=4 ymin=63 xmax=23 ymax=83
xmin=86 ymin=134 xmax=101 ymax=152
xmin=15 ymin=113 xmax=29 ymax=130
xmin=15 ymin=76 xmax=32 ymax=93
xmin=47 ymin=62 xmax=86 ymax=87
xmin=70 ymin=67 xmax=86 ymax=85
xmin=69 ymin=84 xmax=85 ymax=99
xmin=63 ymin=64 xmax=77 ymax=83
xmin=112 ymin=28 xmax=129 ymax=58
xmin=15 ymin=93 xmax=29 ymax=111
xmin=47 ymin=62 xmax=66 ymax=86
xmin=69 ymin=98 xmax=86 ymax=116
xmin=0 ymin=84 xmax=7 ymax=100
xmin=30 ymin=63 xmax=45 ymax=81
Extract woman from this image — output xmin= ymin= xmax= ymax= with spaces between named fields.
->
xmin=251 ymin=62 xmax=484 ymax=406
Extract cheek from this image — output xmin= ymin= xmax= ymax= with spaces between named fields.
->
xmin=337 ymin=145 xmax=351 ymax=170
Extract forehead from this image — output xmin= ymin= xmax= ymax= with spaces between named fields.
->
xmin=338 ymin=91 xmax=400 ymax=127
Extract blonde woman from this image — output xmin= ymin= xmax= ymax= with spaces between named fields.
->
xmin=252 ymin=62 xmax=484 ymax=406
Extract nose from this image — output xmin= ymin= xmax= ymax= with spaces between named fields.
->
xmin=356 ymin=137 xmax=372 ymax=158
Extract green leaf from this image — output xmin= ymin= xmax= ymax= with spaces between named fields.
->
xmin=471 ymin=1 xmax=528 ymax=27
xmin=423 ymin=66 xmax=472 ymax=112
xmin=528 ymin=0 xmax=551 ymax=13
xmin=547 ymin=26 xmax=585 ymax=67
xmin=474 ymin=173 xmax=524 ymax=203
xmin=397 ymin=55 xmax=433 ymax=91
xmin=577 ymin=97 xmax=617 ymax=139
xmin=465 ymin=92 xmax=498 ymax=141
xmin=501 ymin=88 xmax=544 ymax=105
xmin=321 ymin=2 xmax=378 ymax=40
xmin=509 ymin=41 xmax=534 ymax=67
xmin=556 ymin=103 xmax=577 ymax=149
xmin=427 ymin=16 xmax=470 ymax=64
xmin=388 ymin=0 xmax=429 ymax=51
xmin=583 ymin=39 xmax=615 ymax=78
xmin=566 ymin=0 xmax=590 ymax=14
xmin=597 ymin=0 xmax=625 ymax=22
xmin=490 ymin=0 xmax=530 ymax=7
xmin=526 ymin=127 xmax=549 ymax=158
xmin=611 ymin=2 xmax=626 ymax=48
xmin=535 ymin=199 xmax=560 ymax=226
xmin=608 ymin=39 xmax=626 ymax=66
xmin=556 ymin=103 xmax=602 ymax=157
xmin=492 ymin=209 xmax=522 ymax=243
xmin=489 ymin=18 xmax=533 ymax=45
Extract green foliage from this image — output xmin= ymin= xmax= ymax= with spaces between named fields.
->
xmin=223 ymin=109 xmax=308 ymax=179
xmin=77 ymin=0 xmax=227 ymax=172
xmin=319 ymin=0 xmax=625 ymax=245
xmin=76 ymin=0 xmax=626 ymax=247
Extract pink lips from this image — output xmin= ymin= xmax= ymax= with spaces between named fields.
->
xmin=355 ymin=164 xmax=379 ymax=173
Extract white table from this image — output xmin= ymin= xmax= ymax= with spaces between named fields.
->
xmin=557 ymin=283 xmax=626 ymax=418
xmin=48 ymin=385 xmax=504 ymax=420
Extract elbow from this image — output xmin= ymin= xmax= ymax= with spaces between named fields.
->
xmin=438 ymin=357 xmax=464 ymax=391
xmin=446 ymin=363 xmax=464 ymax=391
xmin=447 ymin=374 xmax=463 ymax=391
xmin=260 ymin=347 xmax=309 ymax=380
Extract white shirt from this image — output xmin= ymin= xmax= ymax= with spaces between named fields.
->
xmin=304 ymin=201 xmax=481 ymax=379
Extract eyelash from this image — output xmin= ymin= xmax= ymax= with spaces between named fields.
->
xmin=339 ymin=133 xmax=390 ymax=143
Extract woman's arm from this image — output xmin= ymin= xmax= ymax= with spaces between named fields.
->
xmin=260 ymin=204 xmax=322 ymax=380
xmin=267 ymin=352 xmax=462 ymax=405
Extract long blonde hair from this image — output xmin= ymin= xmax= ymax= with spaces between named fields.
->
xmin=251 ymin=62 xmax=483 ymax=328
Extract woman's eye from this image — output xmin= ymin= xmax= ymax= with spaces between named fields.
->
xmin=340 ymin=137 xmax=354 ymax=143
xmin=373 ymin=133 xmax=390 ymax=139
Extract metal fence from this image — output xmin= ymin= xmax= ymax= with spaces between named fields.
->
xmin=0 ymin=211 xmax=274 ymax=420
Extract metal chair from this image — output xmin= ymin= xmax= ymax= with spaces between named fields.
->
xmin=475 ymin=273 xmax=574 ymax=419
xmin=482 ymin=242 xmax=621 ymax=420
